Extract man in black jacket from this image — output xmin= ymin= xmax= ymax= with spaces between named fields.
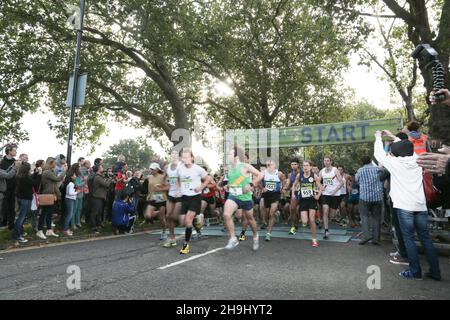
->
xmin=0 ymin=144 xmax=18 ymax=229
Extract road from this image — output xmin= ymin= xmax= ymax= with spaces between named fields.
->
xmin=0 ymin=231 xmax=449 ymax=300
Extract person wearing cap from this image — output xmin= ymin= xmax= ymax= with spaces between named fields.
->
xmin=374 ymin=130 xmax=441 ymax=281
xmin=143 ymin=162 xmax=169 ymax=240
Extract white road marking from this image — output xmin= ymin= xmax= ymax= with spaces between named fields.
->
xmin=158 ymin=247 xmax=225 ymax=270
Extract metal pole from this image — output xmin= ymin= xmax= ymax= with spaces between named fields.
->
xmin=66 ymin=0 xmax=85 ymax=166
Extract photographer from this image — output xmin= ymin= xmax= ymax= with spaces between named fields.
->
xmin=111 ymin=192 xmax=136 ymax=235
xmin=0 ymin=158 xmax=20 ymax=230
xmin=90 ymin=165 xmax=113 ymax=234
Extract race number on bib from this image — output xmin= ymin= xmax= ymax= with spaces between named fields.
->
xmin=323 ymin=178 xmax=333 ymax=186
xmin=229 ymin=187 xmax=243 ymax=196
xmin=168 ymin=177 xmax=177 ymax=186
xmin=301 ymin=187 xmax=313 ymax=198
xmin=203 ymin=187 xmax=210 ymax=194
xmin=265 ymin=182 xmax=277 ymax=192
xmin=151 ymin=192 xmax=164 ymax=202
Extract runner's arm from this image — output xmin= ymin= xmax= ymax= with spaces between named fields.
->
xmin=331 ymin=169 xmax=344 ymax=196
xmin=314 ymin=175 xmax=323 ymax=200
xmin=245 ymin=164 xmax=263 ymax=187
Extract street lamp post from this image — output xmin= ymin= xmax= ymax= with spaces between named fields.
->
xmin=66 ymin=0 xmax=86 ymax=166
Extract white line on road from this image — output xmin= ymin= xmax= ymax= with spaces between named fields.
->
xmin=158 ymin=247 xmax=225 ymax=270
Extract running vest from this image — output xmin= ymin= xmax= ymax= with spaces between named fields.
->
xmin=166 ymin=163 xmax=179 ymax=197
xmin=299 ymin=172 xmax=316 ymax=199
xmin=147 ymin=173 xmax=167 ymax=202
xmin=408 ymin=134 xmax=428 ymax=155
xmin=340 ymin=175 xmax=347 ymax=195
xmin=320 ymin=167 xmax=341 ymax=196
xmin=227 ymin=163 xmax=252 ymax=201
xmin=263 ymin=169 xmax=281 ymax=193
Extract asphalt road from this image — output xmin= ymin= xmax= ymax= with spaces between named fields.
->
xmin=0 ymin=231 xmax=449 ymax=300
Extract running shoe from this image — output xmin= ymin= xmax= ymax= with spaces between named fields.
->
xmin=225 ymin=237 xmax=239 ymax=250
xmin=288 ymin=226 xmax=297 ymax=235
xmin=389 ymin=255 xmax=409 ymax=266
xmin=253 ymin=236 xmax=259 ymax=251
xmin=180 ymin=243 xmax=190 ymax=254
xmin=312 ymin=239 xmax=319 ymax=247
xmin=399 ymin=270 xmax=422 ymax=281
xmin=323 ymin=230 xmax=329 ymax=240
xmin=389 ymin=251 xmax=400 ymax=258
xmin=163 ymin=239 xmax=177 ymax=248
xmin=302 ymin=223 xmax=307 ymax=228
xmin=239 ymin=233 xmax=246 ymax=241
xmin=160 ymin=232 xmax=167 ymax=241
xmin=265 ymin=233 xmax=271 ymax=242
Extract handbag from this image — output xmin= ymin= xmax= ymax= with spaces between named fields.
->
xmin=38 ymin=194 xmax=57 ymax=206
xmin=423 ymin=171 xmax=439 ymax=204
xmin=31 ymin=187 xmax=39 ymax=211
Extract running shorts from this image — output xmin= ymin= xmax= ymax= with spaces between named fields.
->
xmin=298 ymin=198 xmax=318 ymax=212
xmin=228 ymin=196 xmax=254 ymax=211
xmin=263 ymin=192 xmax=281 ymax=208
xmin=320 ymin=195 xmax=340 ymax=210
xmin=181 ymin=194 xmax=202 ymax=215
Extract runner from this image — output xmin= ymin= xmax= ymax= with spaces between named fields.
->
xmin=198 ymin=166 xmax=217 ymax=238
xmin=319 ymin=156 xmax=343 ymax=239
xmin=337 ymin=165 xmax=350 ymax=227
xmin=162 ymin=150 xmax=182 ymax=248
xmin=258 ymin=166 xmax=268 ymax=229
xmin=143 ymin=163 xmax=169 ymax=240
xmin=346 ymin=174 xmax=360 ymax=228
xmin=284 ymin=159 xmax=301 ymax=235
xmin=261 ymin=159 xmax=286 ymax=241
xmin=223 ymin=146 xmax=263 ymax=250
xmin=294 ymin=160 xmax=323 ymax=247
xmin=177 ymin=148 xmax=212 ymax=254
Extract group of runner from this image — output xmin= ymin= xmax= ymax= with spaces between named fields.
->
xmin=139 ymin=146 xmax=359 ymax=255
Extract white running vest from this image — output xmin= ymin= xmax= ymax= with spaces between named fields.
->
xmin=166 ymin=163 xmax=180 ymax=197
xmin=321 ymin=167 xmax=341 ymax=196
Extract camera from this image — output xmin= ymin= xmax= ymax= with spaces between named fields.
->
xmin=411 ymin=44 xmax=445 ymax=101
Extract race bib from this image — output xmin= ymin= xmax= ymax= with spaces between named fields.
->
xmin=323 ymin=178 xmax=333 ymax=186
xmin=181 ymin=177 xmax=193 ymax=190
xmin=229 ymin=187 xmax=243 ymax=196
xmin=151 ymin=192 xmax=164 ymax=202
xmin=203 ymin=187 xmax=210 ymax=194
xmin=301 ymin=187 xmax=314 ymax=198
xmin=265 ymin=182 xmax=277 ymax=192
xmin=168 ymin=177 xmax=178 ymax=186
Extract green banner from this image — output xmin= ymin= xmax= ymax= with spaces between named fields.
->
xmin=225 ymin=118 xmax=403 ymax=149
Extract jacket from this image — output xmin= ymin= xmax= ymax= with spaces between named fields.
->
xmin=408 ymin=132 xmax=429 ymax=155
xmin=92 ymin=174 xmax=113 ymax=200
xmin=0 ymin=156 xmax=16 ymax=189
xmin=111 ymin=200 xmax=135 ymax=226
xmin=374 ymin=136 xmax=427 ymax=212
xmin=41 ymin=169 xmax=65 ymax=199
xmin=0 ymin=166 xmax=17 ymax=193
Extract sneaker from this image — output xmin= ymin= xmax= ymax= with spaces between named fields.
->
xmin=389 ymin=251 xmax=400 ymax=258
xmin=389 ymin=255 xmax=409 ymax=266
xmin=265 ymin=233 xmax=271 ymax=242
xmin=312 ymin=239 xmax=319 ymax=247
xmin=160 ymin=232 xmax=167 ymax=241
xmin=72 ymin=226 xmax=78 ymax=230
xmin=64 ymin=230 xmax=73 ymax=237
xmin=323 ymin=231 xmax=330 ymax=240
xmin=180 ymin=243 xmax=190 ymax=254
xmin=92 ymin=229 xmax=100 ymax=235
xmin=289 ymin=226 xmax=297 ymax=235
xmin=358 ymin=237 xmax=372 ymax=245
xmin=205 ymin=218 xmax=210 ymax=227
xmin=239 ymin=231 xmax=246 ymax=241
xmin=46 ymin=229 xmax=59 ymax=238
xmin=302 ymin=223 xmax=307 ymax=228
xmin=225 ymin=237 xmax=239 ymax=250
xmin=253 ymin=236 xmax=259 ymax=251
xmin=76 ymin=224 xmax=82 ymax=229
xmin=399 ymin=270 xmax=423 ymax=280
xmin=16 ymin=237 xmax=28 ymax=244
xmin=51 ymin=223 xmax=56 ymax=228
xmin=162 ymin=239 xmax=177 ymax=248
xmin=36 ymin=230 xmax=47 ymax=240
xmin=424 ymin=272 xmax=441 ymax=281
xmin=21 ymin=232 xmax=28 ymax=237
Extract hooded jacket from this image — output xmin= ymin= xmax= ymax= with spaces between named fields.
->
xmin=374 ymin=136 xmax=427 ymax=212
xmin=0 ymin=156 xmax=16 ymax=189
xmin=0 ymin=166 xmax=16 ymax=193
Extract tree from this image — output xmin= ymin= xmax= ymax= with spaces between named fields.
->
xmin=102 ymin=139 xmax=157 ymax=171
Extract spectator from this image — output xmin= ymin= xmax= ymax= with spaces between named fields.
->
xmin=13 ymin=162 xmax=40 ymax=243
xmin=64 ymin=171 xmax=78 ymax=236
xmin=90 ymin=165 xmax=113 ymax=234
xmin=374 ymin=130 xmax=441 ymax=281
xmin=417 ymin=145 xmax=450 ymax=180
xmin=111 ymin=192 xmax=136 ymax=235
xmin=128 ymin=170 xmax=143 ymax=211
xmin=355 ymin=156 xmax=384 ymax=245
xmin=104 ymin=167 xmax=116 ymax=221
xmin=402 ymin=121 xmax=431 ymax=155
xmin=0 ymin=156 xmax=19 ymax=230
xmin=54 ymin=154 xmax=66 ymax=176
xmin=19 ymin=153 xmax=29 ymax=163
xmin=94 ymin=158 xmax=103 ymax=166
xmin=1 ymin=143 xmax=18 ymax=230
xmin=29 ymin=160 xmax=44 ymax=231
xmin=66 ymin=164 xmax=84 ymax=230
xmin=114 ymin=163 xmax=128 ymax=200
xmin=37 ymin=157 xmax=66 ymax=240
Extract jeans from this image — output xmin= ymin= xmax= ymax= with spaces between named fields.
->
xmin=397 ymin=209 xmax=441 ymax=279
xmin=13 ymin=199 xmax=31 ymax=239
xmin=38 ymin=204 xmax=54 ymax=231
xmin=358 ymin=200 xmax=382 ymax=242
xmin=2 ymin=189 xmax=16 ymax=229
xmin=64 ymin=198 xmax=76 ymax=231
xmin=90 ymin=198 xmax=105 ymax=229
xmin=72 ymin=197 xmax=83 ymax=227
xmin=391 ymin=207 xmax=408 ymax=258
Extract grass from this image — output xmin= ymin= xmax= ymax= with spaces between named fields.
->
xmin=0 ymin=217 xmax=163 ymax=251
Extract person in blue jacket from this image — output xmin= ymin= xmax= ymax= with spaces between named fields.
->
xmin=112 ymin=192 xmax=136 ymax=234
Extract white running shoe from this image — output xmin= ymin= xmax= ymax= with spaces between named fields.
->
xmin=46 ymin=229 xmax=59 ymax=238
xmin=36 ymin=230 xmax=47 ymax=240
xmin=253 ymin=236 xmax=259 ymax=251
xmin=225 ymin=237 xmax=239 ymax=250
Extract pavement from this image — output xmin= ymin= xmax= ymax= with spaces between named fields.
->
xmin=0 ymin=229 xmax=449 ymax=300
